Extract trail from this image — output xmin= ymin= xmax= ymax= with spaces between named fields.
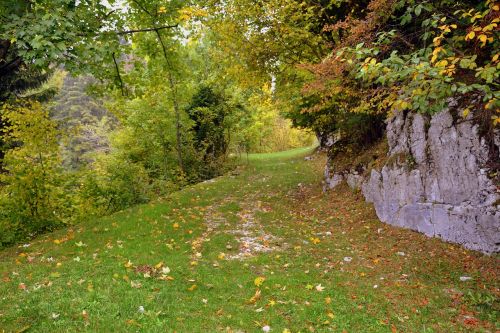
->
xmin=0 ymin=146 xmax=497 ymax=332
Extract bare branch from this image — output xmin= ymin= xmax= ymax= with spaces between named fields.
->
xmin=112 ymin=52 xmax=125 ymax=96
xmin=115 ymin=24 xmax=178 ymax=35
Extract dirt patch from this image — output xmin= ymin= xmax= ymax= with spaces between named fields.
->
xmin=226 ymin=207 xmax=280 ymax=260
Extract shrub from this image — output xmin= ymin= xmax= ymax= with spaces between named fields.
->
xmin=0 ymin=101 xmax=74 ymax=245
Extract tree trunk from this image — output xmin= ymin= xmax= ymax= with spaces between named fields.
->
xmin=154 ymin=29 xmax=185 ymax=174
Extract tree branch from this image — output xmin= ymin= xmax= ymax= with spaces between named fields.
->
xmin=130 ymin=0 xmax=153 ymax=17
xmin=115 ymin=24 xmax=178 ymax=35
xmin=112 ymin=52 xmax=125 ymax=96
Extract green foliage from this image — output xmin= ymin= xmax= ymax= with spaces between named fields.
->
xmin=0 ymin=0 xmax=124 ymax=77
xmin=0 ymin=102 xmax=74 ymax=245
xmin=77 ymin=152 xmax=152 ymax=215
xmin=186 ymin=86 xmax=239 ymax=178
xmin=275 ymin=0 xmax=500 ymax=152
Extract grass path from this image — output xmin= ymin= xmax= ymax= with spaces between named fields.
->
xmin=0 ymin=147 xmax=498 ymax=332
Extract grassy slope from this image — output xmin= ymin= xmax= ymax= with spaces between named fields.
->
xmin=0 ymin=147 xmax=498 ymax=332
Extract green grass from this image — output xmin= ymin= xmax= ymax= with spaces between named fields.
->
xmin=0 ymin=148 xmax=498 ymax=332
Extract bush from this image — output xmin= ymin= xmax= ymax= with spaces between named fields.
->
xmin=77 ymin=152 xmax=152 ymax=215
xmin=0 ymin=101 xmax=75 ymax=245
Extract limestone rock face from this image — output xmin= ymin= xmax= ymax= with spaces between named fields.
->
xmin=325 ymin=109 xmax=500 ymax=253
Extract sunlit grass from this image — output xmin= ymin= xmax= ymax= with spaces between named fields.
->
xmin=0 ymin=148 xmax=497 ymax=332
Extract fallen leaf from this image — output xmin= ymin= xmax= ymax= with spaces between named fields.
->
xmin=247 ymin=289 xmax=261 ymax=304
xmin=130 ymin=281 xmax=142 ymax=288
xmin=254 ymin=276 xmax=265 ymax=287
xmin=310 ymin=237 xmax=321 ymax=244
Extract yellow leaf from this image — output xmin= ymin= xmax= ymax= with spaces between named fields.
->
xmin=327 ymin=312 xmax=335 ymax=319
xmin=462 ymin=108 xmax=470 ymax=118
xmin=218 ymin=252 xmax=225 ymax=260
xmin=483 ymin=23 xmax=497 ymax=32
xmin=432 ymin=47 xmax=442 ymax=56
xmin=435 ymin=59 xmax=448 ymax=67
xmin=124 ymin=260 xmax=133 ymax=268
xmin=187 ymin=284 xmax=197 ymax=291
xmin=325 ymin=297 xmax=332 ymax=304
xmin=479 ymin=34 xmax=488 ymax=43
xmin=310 ymin=237 xmax=321 ymax=244
xmin=254 ymin=276 xmax=265 ymax=287
xmin=154 ymin=261 xmax=163 ymax=269
xmin=485 ymin=99 xmax=497 ymax=109
xmin=173 ymin=223 xmax=179 ymax=229
xmin=466 ymin=31 xmax=475 ymax=40
xmin=158 ymin=6 xmax=166 ymax=13
xmin=53 ymin=239 xmax=61 ymax=245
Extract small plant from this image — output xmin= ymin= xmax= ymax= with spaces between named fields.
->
xmin=406 ymin=154 xmax=417 ymax=170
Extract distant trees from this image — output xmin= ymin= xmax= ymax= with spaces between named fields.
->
xmin=50 ymin=74 xmax=115 ymax=169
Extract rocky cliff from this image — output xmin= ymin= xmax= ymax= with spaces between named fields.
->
xmin=324 ymin=108 xmax=500 ymax=253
